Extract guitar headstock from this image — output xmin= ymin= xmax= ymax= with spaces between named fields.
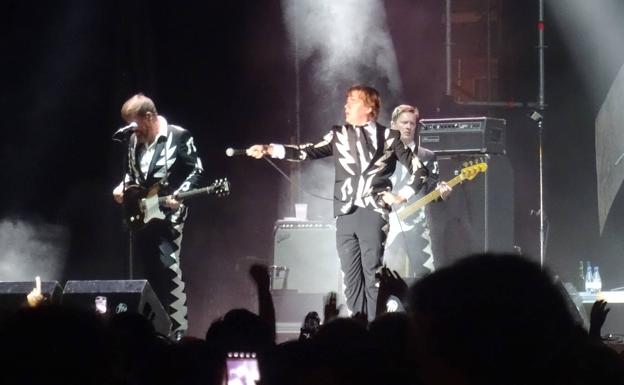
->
xmin=460 ymin=158 xmax=488 ymax=181
xmin=209 ymin=178 xmax=231 ymax=197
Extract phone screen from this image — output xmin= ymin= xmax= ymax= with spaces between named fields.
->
xmin=226 ymin=353 xmax=260 ymax=385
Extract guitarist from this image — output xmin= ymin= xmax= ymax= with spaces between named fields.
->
xmin=112 ymin=93 xmax=203 ymax=339
xmin=385 ymin=105 xmax=451 ymax=279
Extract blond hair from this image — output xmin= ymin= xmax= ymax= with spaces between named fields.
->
xmin=391 ymin=104 xmax=419 ymax=123
xmin=121 ymin=93 xmax=158 ymax=122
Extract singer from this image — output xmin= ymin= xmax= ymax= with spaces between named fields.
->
xmin=246 ymin=85 xmax=444 ymax=320
xmin=112 ymin=93 xmax=203 ymax=340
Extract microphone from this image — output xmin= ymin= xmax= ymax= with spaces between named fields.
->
xmin=225 ymin=147 xmax=247 ymax=157
xmin=112 ymin=122 xmax=138 ymax=142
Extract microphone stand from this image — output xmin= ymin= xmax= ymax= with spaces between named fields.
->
xmin=529 ymin=110 xmax=546 ymax=266
xmin=114 ymin=132 xmax=135 ymax=279
xmin=538 ymin=117 xmax=545 ymax=267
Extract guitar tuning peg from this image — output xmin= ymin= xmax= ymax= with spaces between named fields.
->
xmin=462 ymin=162 xmax=468 ymax=168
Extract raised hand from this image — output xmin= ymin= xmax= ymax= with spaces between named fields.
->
xmin=249 ymin=264 xmax=271 ymax=291
xmin=324 ymin=292 xmax=339 ymax=323
xmin=26 ymin=276 xmax=44 ymax=308
xmin=249 ymin=264 xmax=276 ymax=340
xmin=589 ymin=299 xmax=610 ymax=339
xmin=380 ymin=267 xmax=408 ymax=300
xmin=376 ymin=266 xmax=408 ymax=317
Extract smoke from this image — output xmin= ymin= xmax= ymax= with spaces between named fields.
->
xmin=282 ymin=0 xmax=402 ymax=100
xmin=280 ymin=0 xmax=402 ymax=219
xmin=0 ymin=218 xmax=69 ymax=281
xmin=547 ymin=0 xmax=624 ymax=103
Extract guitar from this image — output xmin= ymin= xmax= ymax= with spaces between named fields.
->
xmin=397 ymin=161 xmax=487 ymax=221
xmin=123 ymin=178 xmax=230 ymax=230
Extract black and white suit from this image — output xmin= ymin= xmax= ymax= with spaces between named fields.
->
xmin=275 ymin=122 xmax=436 ymax=319
xmin=123 ymin=116 xmax=203 ymax=333
xmin=386 ymin=146 xmax=440 ymax=278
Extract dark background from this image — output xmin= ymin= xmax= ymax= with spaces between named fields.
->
xmin=1 ymin=0 xmax=623 ymax=336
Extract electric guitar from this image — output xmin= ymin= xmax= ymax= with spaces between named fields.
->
xmin=123 ymin=178 xmax=230 ymax=230
xmin=397 ymin=161 xmax=487 ymax=221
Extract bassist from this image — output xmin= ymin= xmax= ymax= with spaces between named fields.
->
xmin=385 ymin=104 xmax=451 ymax=279
xmin=112 ymin=93 xmax=203 ymax=339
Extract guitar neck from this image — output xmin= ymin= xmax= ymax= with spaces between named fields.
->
xmin=157 ymin=186 xmax=213 ymax=204
xmin=397 ymin=173 xmax=465 ymax=221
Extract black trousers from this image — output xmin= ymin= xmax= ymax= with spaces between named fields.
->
xmin=336 ymin=207 xmax=387 ymax=321
xmin=133 ymin=220 xmax=188 ymax=333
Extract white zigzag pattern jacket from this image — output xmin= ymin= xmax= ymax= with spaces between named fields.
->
xmin=123 ymin=123 xmax=204 ymax=223
xmin=283 ymin=123 xmax=438 ymax=218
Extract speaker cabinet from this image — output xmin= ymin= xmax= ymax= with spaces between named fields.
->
xmin=62 ymin=280 xmax=171 ymax=336
xmin=273 ymin=221 xmax=342 ymax=294
xmin=0 ymin=281 xmax=62 ymax=315
xmin=428 ymin=154 xmax=514 ymax=267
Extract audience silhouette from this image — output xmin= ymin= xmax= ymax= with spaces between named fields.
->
xmin=1 ymin=253 xmax=623 ymax=385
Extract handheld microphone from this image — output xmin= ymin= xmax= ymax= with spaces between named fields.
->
xmin=225 ymin=147 xmax=247 ymax=157
xmin=112 ymin=122 xmax=138 ymax=142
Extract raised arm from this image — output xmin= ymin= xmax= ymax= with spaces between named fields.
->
xmin=247 ymin=130 xmax=335 ymax=161
xmin=249 ymin=264 xmax=276 ymax=342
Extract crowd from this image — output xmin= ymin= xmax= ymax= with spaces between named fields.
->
xmin=1 ymin=253 xmax=623 ymax=385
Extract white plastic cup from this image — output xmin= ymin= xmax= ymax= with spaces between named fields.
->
xmin=294 ymin=203 xmax=308 ymax=221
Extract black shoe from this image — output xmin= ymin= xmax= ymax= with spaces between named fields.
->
xmin=173 ymin=330 xmax=185 ymax=342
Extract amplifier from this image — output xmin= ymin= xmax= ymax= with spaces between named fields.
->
xmin=273 ymin=220 xmax=342 ymax=294
xmin=419 ymin=117 xmax=506 ymax=154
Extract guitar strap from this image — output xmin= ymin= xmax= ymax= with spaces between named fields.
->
xmin=163 ymin=126 xmax=170 ymax=189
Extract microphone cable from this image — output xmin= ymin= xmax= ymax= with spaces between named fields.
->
xmin=261 ymin=156 xmax=333 ymax=201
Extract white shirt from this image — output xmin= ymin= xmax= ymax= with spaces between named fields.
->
xmin=138 ymin=116 xmax=168 ymax=176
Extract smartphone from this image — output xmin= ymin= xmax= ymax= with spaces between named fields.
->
xmin=226 ymin=352 xmax=260 ymax=385
xmin=95 ymin=295 xmax=107 ymax=314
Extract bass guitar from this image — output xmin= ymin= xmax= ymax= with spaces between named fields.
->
xmin=397 ymin=161 xmax=487 ymax=221
xmin=123 ymin=178 xmax=230 ymax=230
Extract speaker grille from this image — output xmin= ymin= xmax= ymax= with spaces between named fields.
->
xmin=273 ymin=221 xmax=342 ymax=294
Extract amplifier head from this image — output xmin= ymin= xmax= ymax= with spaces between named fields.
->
xmin=419 ymin=117 xmax=506 ymax=154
